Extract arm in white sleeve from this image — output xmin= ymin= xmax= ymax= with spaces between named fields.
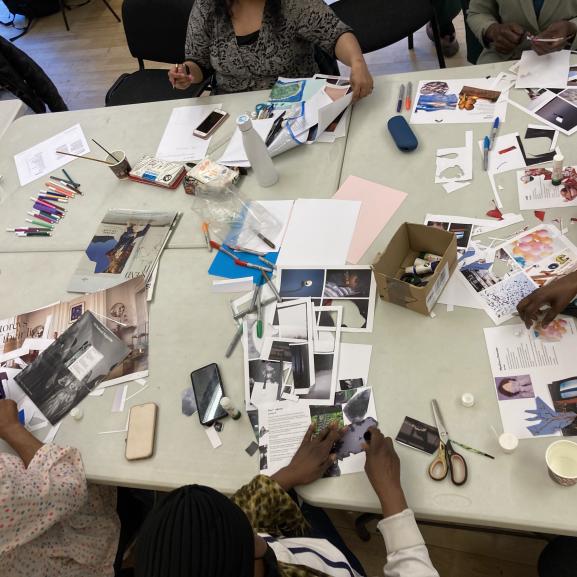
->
xmin=378 ymin=509 xmax=439 ymax=577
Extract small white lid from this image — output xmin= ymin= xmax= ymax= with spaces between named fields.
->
xmin=237 ymin=115 xmax=252 ymax=131
xmin=461 ymin=393 xmax=475 ymax=407
xmin=70 ymin=407 xmax=83 ymax=420
xmin=220 ymin=396 xmax=232 ymax=409
xmin=554 ymin=152 xmax=564 ymax=162
xmin=499 ymin=432 xmax=518 ymax=451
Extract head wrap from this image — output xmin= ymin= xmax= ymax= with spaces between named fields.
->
xmin=135 ymin=485 xmax=255 ymax=577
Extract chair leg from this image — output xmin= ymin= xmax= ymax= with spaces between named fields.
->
xmin=99 ymin=0 xmax=121 ymax=22
xmin=408 ymin=33 xmax=414 ymax=50
xmin=354 ymin=513 xmax=380 ymax=542
xmin=429 ymin=11 xmax=446 ymax=68
xmin=59 ymin=0 xmax=70 ymax=31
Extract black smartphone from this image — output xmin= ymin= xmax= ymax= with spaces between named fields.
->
xmin=190 ymin=363 xmax=228 ymax=426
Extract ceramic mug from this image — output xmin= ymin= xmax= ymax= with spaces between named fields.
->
xmin=546 ymin=440 xmax=577 ymax=486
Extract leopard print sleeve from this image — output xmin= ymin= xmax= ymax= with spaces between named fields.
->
xmin=231 ymin=475 xmax=309 ymax=537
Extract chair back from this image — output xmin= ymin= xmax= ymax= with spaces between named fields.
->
xmin=331 ymin=0 xmax=434 ymax=54
xmin=122 ymin=0 xmax=194 ymax=64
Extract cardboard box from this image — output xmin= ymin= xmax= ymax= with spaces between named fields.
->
xmin=372 ymin=223 xmax=457 ymax=315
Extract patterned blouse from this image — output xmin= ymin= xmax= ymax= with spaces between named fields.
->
xmin=0 ymin=444 xmax=119 ymax=577
xmin=184 ymin=0 xmax=352 ymax=94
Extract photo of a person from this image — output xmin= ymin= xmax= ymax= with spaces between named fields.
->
xmin=86 ymin=223 xmax=151 ymax=274
xmin=495 ymin=375 xmax=535 ymax=401
xmin=323 ymin=269 xmax=371 ymax=298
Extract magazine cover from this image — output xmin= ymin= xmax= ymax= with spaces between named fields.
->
xmin=15 ymin=311 xmax=130 ymax=424
xmin=0 ymin=278 xmax=149 ymax=387
xmin=67 ymin=209 xmax=178 ymax=293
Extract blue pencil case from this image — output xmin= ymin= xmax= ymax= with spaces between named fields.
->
xmin=387 ymin=115 xmax=418 ymax=152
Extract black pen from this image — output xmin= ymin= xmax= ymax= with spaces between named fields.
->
xmin=396 ymin=84 xmax=405 ymax=113
xmin=265 ymin=111 xmax=286 ymax=147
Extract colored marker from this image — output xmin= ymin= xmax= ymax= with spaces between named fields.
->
xmin=262 ymin=270 xmax=282 ymax=303
xmin=38 ymin=194 xmax=68 ymax=203
xmin=252 ymin=229 xmax=276 ymax=250
xmin=489 ymin=117 xmax=500 ymax=150
xmin=483 ymin=136 xmax=490 ymax=171
xmin=15 ymin=231 xmax=51 ymax=237
xmin=26 ymin=218 xmax=53 ymax=229
xmin=36 ymin=196 xmax=67 ymax=207
xmin=202 ymin=222 xmax=211 ymax=251
xmin=256 ymin=292 xmax=263 ymax=338
xmin=32 ymin=196 xmax=66 ymax=210
xmin=28 ymin=211 xmax=57 ymax=224
xmin=40 ymin=189 xmax=69 ymax=198
xmin=7 ymin=227 xmax=50 ymax=232
xmin=258 ymin=255 xmax=276 ymax=269
xmin=396 ymin=84 xmax=405 ymax=113
xmin=209 ymin=240 xmax=236 ymax=260
xmin=225 ymin=323 xmax=243 ymax=358
xmin=45 ymin=182 xmax=77 ymax=196
xmin=228 ymin=244 xmax=266 ymax=257
xmin=233 ymin=259 xmax=273 ymax=273
xmin=233 ymin=297 xmax=277 ymax=321
xmin=50 ymin=176 xmax=79 ymax=191
xmin=405 ymin=81 xmax=412 ymax=110
xmin=32 ymin=202 xmax=64 ymax=216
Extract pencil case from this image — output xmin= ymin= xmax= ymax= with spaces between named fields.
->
xmin=387 ymin=116 xmax=418 ymax=152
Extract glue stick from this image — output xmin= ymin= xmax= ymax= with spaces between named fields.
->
xmin=405 ymin=261 xmax=439 ymax=276
xmin=419 ymin=252 xmax=442 ymax=263
xmin=552 ymin=152 xmax=564 ymax=186
xmin=220 ymin=397 xmax=241 ymax=420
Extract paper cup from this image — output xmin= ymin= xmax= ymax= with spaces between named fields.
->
xmin=546 ymin=440 xmax=577 ymax=486
xmin=106 ymin=150 xmax=131 ymax=179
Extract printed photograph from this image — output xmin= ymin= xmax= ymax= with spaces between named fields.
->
xmin=480 ymin=273 xmax=536 ymax=321
xmin=426 ymin=220 xmax=449 ymax=230
xmin=532 ymin=319 xmax=570 ymax=342
xmin=248 ymin=359 xmax=283 ymax=405
xmin=448 ymin=222 xmax=473 ymax=249
xmin=321 ymin=299 xmax=369 ymax=329
xmin=343 ymin=388 xmax=373 ymax=423
xmin=527 ymin=251 xmax=577 ymax=287
xmin=548 ymin=378 xmax=577 ymax=436
xmin=310 ymin=405 xmax=344 ymax=431
xmin=534 ymin=96 xmax=577 ymax=133
xmin=299 ymin=353 xmax=333 ymax=400
xmin=323 ymin=269 xmax=372 ymax=299
xmin=279 ymin=269 xmax=325 ymax=298
xmin=559 ymin=88 xmax=577 ymax=106
xmin=335 ymin=389 xmax=358 ymax=405
xmin=503 ymin=227 xmax=564 ymax=268
xmin=495 ymin=374 xmax=535 ymax=401
xmin=339 ymin=378 xmax=364 ymax=391
xmin=290 ymin=343 xmax=311 ymax=391
xmin=275 ymin=301 xmax=309 ymax=340
xmin=15 ymin=311 xmax=130 ymax=424
xmin=416 ymin=81 xmax=458 ymax=112
xmin=395 ymin=416 xmax=440 ymax=454
xmin=458 ymin=85 xmax=501 ymax=110
xmin=268 ymin=340 xmax=293 ymax=362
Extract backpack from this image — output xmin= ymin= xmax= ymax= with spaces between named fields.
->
xmin=1 ymin=0 xmax=60 ymax=40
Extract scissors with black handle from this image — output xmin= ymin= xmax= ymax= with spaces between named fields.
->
xmin=428 ymin=399 xmax=468 ymax=486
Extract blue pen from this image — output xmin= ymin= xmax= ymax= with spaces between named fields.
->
xmin=483 ymin=136 xmax=490 ymax=171
xmin=489 ymin=117 xmax=500 ymax=150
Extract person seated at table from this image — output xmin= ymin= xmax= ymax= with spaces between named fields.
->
xmin=168 ymin=0 xmax=373 ymax=101
xmin=135 ymin=424 xmax=439 ymax=577
xmin=0 ymin=399 xmax=119 ymax=577
xmin=517 ymin=269 xmax=577 ymax=328
xmin=467 ymin=0 xmax=577 ymax=64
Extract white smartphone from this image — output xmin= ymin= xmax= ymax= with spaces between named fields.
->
xmin=193 ymin=109 xmax=229 ymax=139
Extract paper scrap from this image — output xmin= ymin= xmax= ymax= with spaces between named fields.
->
xmin=111 ymin=385 xmax=128 ymax=413
xmin=515 ymin=50 xmax=570 ymax=90
xmin=212 ymin=277 xmax=254 ymax=293
xmin=435 ymin=130 xmax=473 ymax=184
xmin=14 ymin=124 xmax=90 ymax=186
xmin=205 ymin=425 xmax=222 ymax=448
xmin=333 ymin=176 xmax=407 ymax=264
xmin=245 ymin=441 xmax=259 ymax=456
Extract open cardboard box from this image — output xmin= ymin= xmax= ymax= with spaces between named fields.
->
xmin=372 ymin=223 xmax=457 ymax=315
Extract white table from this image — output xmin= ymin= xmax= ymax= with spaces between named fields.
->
xmin=0 ymin=91 xmax=346 ymax=253
xmin=1 ymin=62 xmax=576 ymax=537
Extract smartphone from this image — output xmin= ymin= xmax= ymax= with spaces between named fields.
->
xmin=125 ymin=403 xmax=157 ymax=460
xmin=190 ymin=363 xmax=228 ymax=426
xmin=193 ymin=109 xmax=229 ymax=139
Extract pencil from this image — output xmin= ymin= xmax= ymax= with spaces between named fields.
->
xmin=56 ymin=151 xmax=115 ymax=165
xmin=91 ymin=139 xmax=120 ymax=163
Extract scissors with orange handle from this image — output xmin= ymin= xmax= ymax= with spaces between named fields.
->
xmin=428 ymin=399 xmax=468 ymax=486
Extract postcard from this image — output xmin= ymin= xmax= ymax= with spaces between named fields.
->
xmin=395 ymin=416 xmax=440 ymax=454
xmin=15 ymin=311 xmax=130 ymax=424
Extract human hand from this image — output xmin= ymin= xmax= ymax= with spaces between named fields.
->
xmin=168 ymin=62 xmax=194 ymax=90
xmin=531 ymin=21 xmax=577 ymax=55
xmin=363 ymin=427 xmax=407 ymax=518
xmin=485 ymin=22 xmax=525 ymax=54
xmin=0 ymin=399 xmax=21 ymax=440
xmin=349 ymin=59 xmax=373 ymax=102
xmin=517 ymin=271 xmax=577 ymax=328
xmin=272 ymin=423 xmax=345 ymax=491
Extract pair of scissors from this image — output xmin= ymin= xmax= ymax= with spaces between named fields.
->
xmin=428 ymin=399 xmax=468 ymax=486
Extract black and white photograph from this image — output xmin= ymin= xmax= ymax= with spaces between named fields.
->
xmin=268 ymin=340 xmax=293 ymax=362
xmin=299 ymin=353 xmax=334 ymax=401
xmin=248 ymin=359 xmax=283 ymax=406
xmin=321 ymin=299 xmax=369 ymax=329
xmin=323 ymin=269 xmax=372 ymax=298
xmin=339 ymin=378 xmax=364 ymax=391
xmin=15 ymin=311 xmax=130 ymax=424
xmin=181 ymin=387 xmax=198 ymax=416
xmin=290 ymin=343 xmax=311 ymax=392
xmin=395 ymin=416 xmax=440 ymax=454
xmin=274 ymin=301 xmax=309 ymax=340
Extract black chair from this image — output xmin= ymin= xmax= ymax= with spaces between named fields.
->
xmin=105 ymin=0 xmax=209 ymax=106
xmin=330 ymin=0 xmax=446 ymax=69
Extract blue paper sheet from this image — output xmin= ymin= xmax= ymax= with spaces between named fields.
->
xmin=208 ymin=249 xmax=278 ymax=285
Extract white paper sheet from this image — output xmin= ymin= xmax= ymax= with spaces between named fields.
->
xmin=277 ymin=199 xmax=360 ymax=266
xmin=155 ymin=104 xmax=222 ymax=161
xmin=515 ymin=50 xmax=570 ymax=89
xmin=337 ymin=343 xmax=372 ymax=383
xmin=435 ymin=130 xmax=473 ymax=184
xmin=14 ymin=124 xmax=89 ymax=186
xmin=517 ymin=165 xmax=577 ymax=210
xmin=212 ymin=277 xmax=254 ymax=293
xmin=484 ymin=318 xmax=577 ymax=438
xmin=218 ymin=116 xmax=277 ymax=167
xmin=258 ymin=402 xmax=311 ymax=475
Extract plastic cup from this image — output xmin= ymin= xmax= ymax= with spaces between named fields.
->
xmin=106 ymin=150 xmax=131 ymax=179
xmin=499 ymin=432 xmax=518 ymax=454
xmin=546 ymin=440 xmax=577 ymax=486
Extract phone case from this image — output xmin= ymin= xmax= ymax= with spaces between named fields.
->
xmin=125 ymin=403 xmax=157 ymax=461
xmin=194 ymin=111 xmax=229 ymax=139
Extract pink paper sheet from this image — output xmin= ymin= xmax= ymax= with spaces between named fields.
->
xmin=333 ymin=176 xmax=407 ymax=264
